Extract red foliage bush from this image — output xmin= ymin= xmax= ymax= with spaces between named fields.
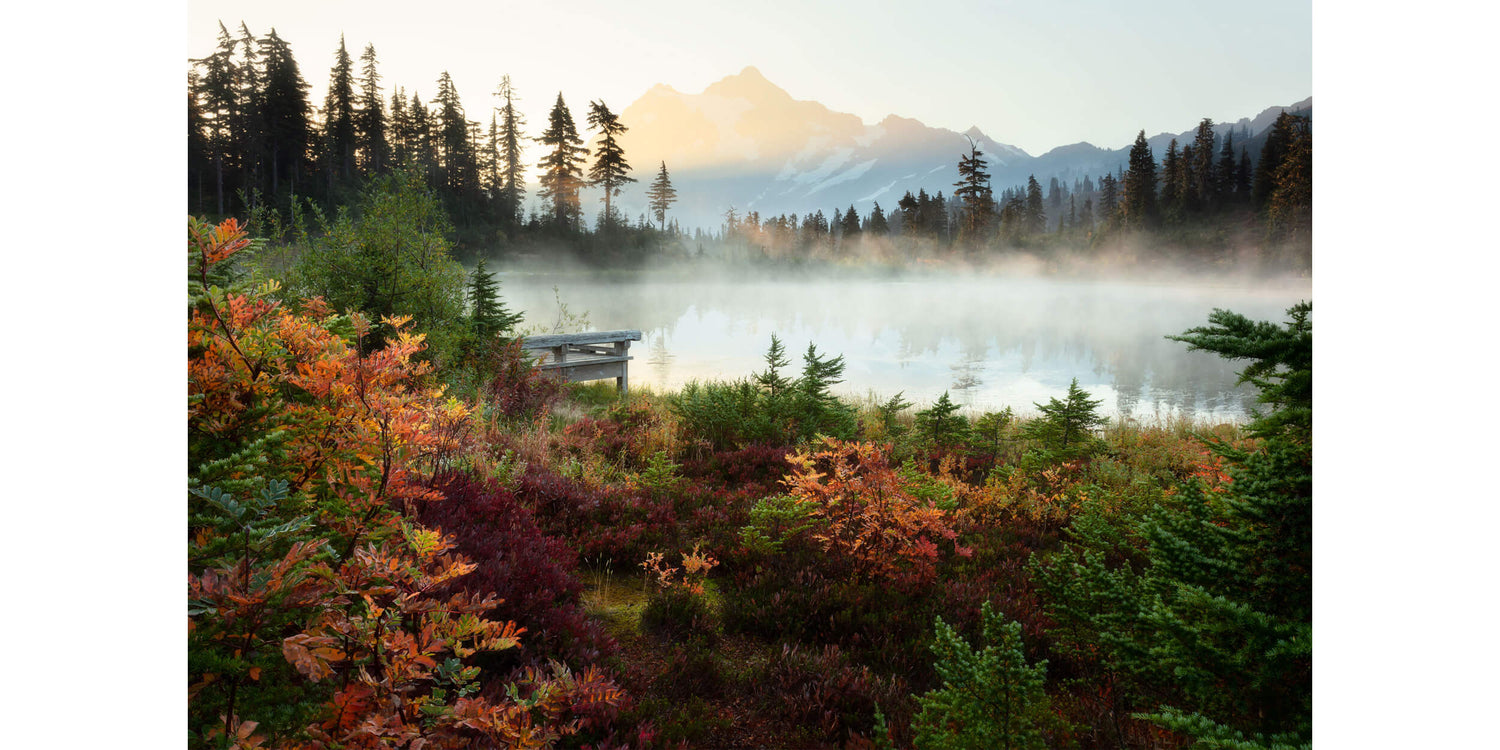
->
xmin=766 ymin=643 xmax=910 ymax=746
xmin=419 ymin=471 xmax=617 ymax=668
xmin=485 ymin=339 xmax=565 ymax=420
xmin=679 ymin=443 xmax=793 ymax=496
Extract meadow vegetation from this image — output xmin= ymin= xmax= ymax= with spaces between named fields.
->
xmin=189 ymin=200 xmax=1310 ymax=748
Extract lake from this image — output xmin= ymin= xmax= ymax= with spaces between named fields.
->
xmin=496 ymin=268 xmax=1311 ymax=423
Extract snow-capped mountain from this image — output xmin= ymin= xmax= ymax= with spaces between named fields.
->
xmin=599 ymin=66 xmax=1309 ymax=231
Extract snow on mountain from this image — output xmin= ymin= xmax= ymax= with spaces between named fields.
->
xmin=595 ymin=66 xmax=1308 ymax=231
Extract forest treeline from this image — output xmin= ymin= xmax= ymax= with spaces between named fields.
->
xmin=188 ymin=23 xmax=1310 ymax=270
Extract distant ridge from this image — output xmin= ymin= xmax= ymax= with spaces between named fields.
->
xmin=601 ymin=67 xmax=1309 ymax=230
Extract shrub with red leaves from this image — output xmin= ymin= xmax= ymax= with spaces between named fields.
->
xmin=484 ymin=339 xmax=565 ymax=420
xmin=420 ymin=471 xmax=617 ymax=669
xmin=765 ymin=643 xmax=910 ymax=746
xmin=679 ymin=443 xmax=793 ymax=495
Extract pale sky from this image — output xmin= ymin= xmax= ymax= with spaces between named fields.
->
xmin=186 ymin=0 xmax=1310 ymax=157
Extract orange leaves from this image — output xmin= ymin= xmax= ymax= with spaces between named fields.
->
xmin=783 ymin=438 xmax=967 ymax=585
xmin=191 ymin=215 xmax=253 ymax=265
xmin=281 ymin=634 xmax=345 ymax=682
xmin=642 ymin=543 xmax=719 ymax=595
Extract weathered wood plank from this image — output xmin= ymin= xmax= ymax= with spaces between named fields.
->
xmin=520 ymin=330 xmax=642 ymax=349
xmin=533 ymin=354 xmax=631 ymax=370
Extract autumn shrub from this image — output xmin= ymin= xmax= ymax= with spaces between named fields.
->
xmin=765 ymin=643 xmax=910 ymax=747
xmin=418 ymin=471 xmax=618 ymax=669
xmin=640 ymin=545 xmax=720 ymax=642
xmin=783 ymin=438 xmax=970 ymax=587
xmin=485 ymin=338 xmax=566 ymax=422
xmin=188 ymin=217 xmax=624 ymax=748
xmin=679 ymin=443 xmax=793 ymax=496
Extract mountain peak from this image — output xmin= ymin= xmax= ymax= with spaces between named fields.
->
xmin=962 ymin=125 xmax=987 ymax=140
xmin=703 ymin=65 xmax=789 ymax=102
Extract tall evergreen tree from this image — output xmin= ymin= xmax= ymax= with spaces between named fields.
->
xmin=869 ymin=201 xmax=889 ymax=234
xmin=1024 ymin=175 xmax=1046 ymax=236
xmin=1266 ymin=117 xmax=1312 ymax=242
xmin=1121 ymin=131 xmax=1158 ymax=229
xmin=389 ymin=87 xmax=410 ymax=165
xmin=196 ymin=22 xmax=240 ymax=215
xmin=646 ymin=161 xmax=678 ymax=231
xmin=953 ymin=139 xmax=995 ymax=241
xmin=409 ymin=91 xmax=437 ymax=183
xmin=258 ymin=29 xmax=310 ymax=200
xmin=1161 ymin=139 xmax=1184 ymax=219
xmin=1189 ymin=118 xmax=1217 ymax=211
xmin=840 ymin=205 xmax=862 ymax=242
xmin=1216 ymin=131 xmax=1237 ymax=203
xmin=355 ymin=43 xmax=390 ymax=176
xmin=433 ymin=71 xmax=476 ymax=198
xmin=1098 ymin=173 xmax=1119 ymax=219
xmin=536 ymin=93 xmax=587 ymax=231
xmin=188 ymin=74 xmax=211 ymax=213
xmin=492 ymin=75 xmax=526 ymax=228
xmin=234 ymin=23 xmax=266 ymax=208
xmin=1253 ymin=111 xmax=1298 ymax=212
xmin=586 ymin=100 xmax=635 ymax=230
xmin=323 ymin=36 xmax=357 ymax=184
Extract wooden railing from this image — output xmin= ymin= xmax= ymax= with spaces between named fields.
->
xmin=519 ymin=330 xmax=643 ymax=393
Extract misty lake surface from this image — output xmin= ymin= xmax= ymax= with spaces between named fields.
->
xmin=498 ymin=269 xmax=1311 ymax=423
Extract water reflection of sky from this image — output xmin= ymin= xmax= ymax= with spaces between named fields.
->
xmin=498 ymin=271 xmax=1311 ymax=423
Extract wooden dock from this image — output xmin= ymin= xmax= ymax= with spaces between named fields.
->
xmin=520 ymin=330 xmax=643 ymax=393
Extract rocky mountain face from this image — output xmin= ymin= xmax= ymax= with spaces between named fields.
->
xmin=601 ymin=66 xmax=1309 ymax=230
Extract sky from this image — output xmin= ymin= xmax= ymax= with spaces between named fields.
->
xmin=186 ymin=0 xmax=1311 ymax=157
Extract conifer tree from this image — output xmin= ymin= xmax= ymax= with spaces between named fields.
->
xmin=389 ymin=88 xmax=409 ymax=165
xmin=466 ymin=258 xmax=524 ymax=343
xmin=197 ymin=22 xmax=240 ymax=215
xmin=536 ymin=93 xmax=587 ymax=231
xmin=1266 ymin=118 xmax=1312 ymax=242
xmin=911 ymin=602 xmax=1050 ymax=750
xmin=954 ymin=139 xmax=995 ymax=241
xmin=841 ymin=205 xmax=862 ymax=242
xmin=869 ymin=201 xmax=889 ymax=234
xmin=1121 ymin=131 xmax=1158 ymax=229
xmin=188 ymin=76 xmax=210 ymax=212
xmin=1024 ymin=175 xmax=1046 ymax=236
xmin=355 ymin=43 xmax=390 ymax=175
xmin=1190 ymin=118 xmax=1217 ymax=211
xmin=1253 ymin=112 xmax=1297 ymax=211
xmin=1022 ymin=378 xmax=1106 ymax=456
xmin=1161 ymin=139 xmax=1183 ymax=219
xmin=915 ymin=391 xmax=969 ymax=448
xmin=1036 ymin=304 xmax=1312 ymax=749
xmin=233 ymin=23 xmax=266 ymax=208
xmin=433 ymin=72 xmax=476 ymax=199
xmin=323 ymin=36 xmax=357 ymax=184
xmin=586 ymin=100 xmax=635 ymax=230
xmin=493 ymin=75 xmax=526 ymax=228
xmin=646 ymin=161 xmax=678 ymax=231
xmin=1097 ymin=172 xmax=1119 ymax=219
xmin=258 ymin=29 xmax=310 ymax=199
xmin=1216 ymin=131 xmax=1237 ymax=203
xmin=409 ymin=91 xmax=436 ymax=183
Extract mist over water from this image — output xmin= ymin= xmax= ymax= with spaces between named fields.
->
xmin=497 ymin=267 xmax=1310 ymax=423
